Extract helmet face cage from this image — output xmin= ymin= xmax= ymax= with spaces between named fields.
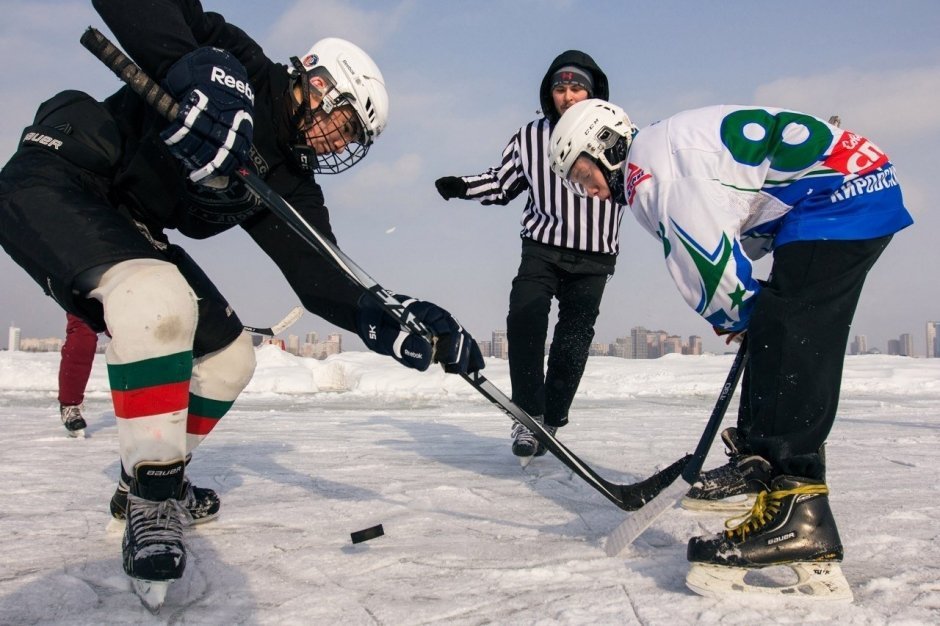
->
xmin=314 ymin=144 xmax=370 ymax=174
xmin=295 ymin=118 xmax=371 ymax=174
xmin=288 ymin=62 xmax=370 ymax=174
xmin=288 ymin=38 xmax=388 ymax=175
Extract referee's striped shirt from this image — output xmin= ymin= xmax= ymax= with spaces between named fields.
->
xmin=460 ymin=118 xmax=626 ymax=255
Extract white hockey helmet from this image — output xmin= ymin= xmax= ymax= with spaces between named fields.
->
xmin=549 ymin=98 xmax=637 ymax=180
xmin=290 ymin=37 xmax=389 ymax=173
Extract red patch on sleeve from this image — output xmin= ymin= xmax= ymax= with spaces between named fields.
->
xmin=626 ymin=162 xmax=652 ymax=204
xmin=824 ymin=130 xmax=889 ymax=176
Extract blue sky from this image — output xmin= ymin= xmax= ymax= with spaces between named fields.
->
xmin=1 ymin=0 xmax=938 ymax=354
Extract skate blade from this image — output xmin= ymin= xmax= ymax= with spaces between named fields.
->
xmin=189 ymin=511 xmax=220 ymax=526
xmin=66 ymin=428 xmax=86 ymax=439
xmin=519 ymin=455 xmax=534 ymax=468
xmin=131 ymin=578 xmax=172 ymax=613
xmin=680 ymin=493 xmax=755 ymax=513
xmin=686 ymin=562 xmax=854 ymax=602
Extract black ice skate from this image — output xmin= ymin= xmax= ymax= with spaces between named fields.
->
xmin=123 ymin=459 xmax=188 ymax=613
xmin=511 ymin=417 xmax=540 ymax=461
xmin=60 ymin=404 xmax=87 ymax=438
xmin=685 ymin=475 xmax=852 ymax=601
xmin=110 ymin=463 xmax=220 ymax=529
xmin=681 ymin=427 xmax=771 ymax=513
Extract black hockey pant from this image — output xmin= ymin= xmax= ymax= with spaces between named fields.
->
xmin=507 ymin=240 xmax=615 ymax=427
xmin=740 ymin=236 xmax=892 ymax=480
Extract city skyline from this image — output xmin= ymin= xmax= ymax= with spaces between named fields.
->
xmin=8 ymin=320 xmax=938 ymax=358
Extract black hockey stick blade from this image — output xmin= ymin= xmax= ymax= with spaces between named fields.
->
xmin=80 ymin=26 xmax=687 ymax=512
xmin=605 ymin=339 xmax=749 ymax=556
xmin=465 ymin=371 xmax=690 ymax=511
xmin=617 ymin=454 xmax=692 ymax=509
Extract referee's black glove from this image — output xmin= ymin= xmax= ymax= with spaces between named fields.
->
xmin=434 ymin=176 xmax=467 ymax=200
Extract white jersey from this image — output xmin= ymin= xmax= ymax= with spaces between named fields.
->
xmin=624 ymin=105 xmax=911 ymax=331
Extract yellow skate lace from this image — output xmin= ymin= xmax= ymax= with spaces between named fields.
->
xmin=723 ymin=483 xmax=829 ymax=541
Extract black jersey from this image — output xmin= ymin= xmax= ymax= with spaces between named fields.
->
xmin=93 ymin=0 xmax=362 ymax=331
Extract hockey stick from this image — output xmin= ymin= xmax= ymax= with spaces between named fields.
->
xmin=605 ymin=337 xmax=748 ymax=556
xmin=243 ymin=305 xmax=304 ymax=337
xmin=80 ymin=26 xmax=689 ymax=512
xmin=221 ymin=163 xmax=689 ymax=511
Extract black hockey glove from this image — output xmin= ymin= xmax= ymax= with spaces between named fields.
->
xmin=434 ymin=176 xmax=468 ymax=201
xmin=160 ymin=47 xmax=255 ymax=184
xmin=356 ymin=294 xmax=484 ymax=374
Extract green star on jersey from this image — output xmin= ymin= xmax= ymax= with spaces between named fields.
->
xmin=728 ymin=284 xmax=747 ymax=310
xmin=672 ymin=221 xmax=733 ymax=315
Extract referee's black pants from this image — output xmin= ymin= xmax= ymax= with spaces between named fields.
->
xmin=740 ymin=236 xmax=892 ymax=480
xmin=507 ymin=240 xmax=615 ymax=428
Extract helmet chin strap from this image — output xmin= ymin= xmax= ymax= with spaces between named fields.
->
xmin=288 ymin=57 xmax=314 ymax=129
xmin=601 ymin=135 xmax=631 ymax=203
xmin=605 ymin=167 xmax=626 ymax=204
xmin=287 ymin=56 xmax=322 ymax=173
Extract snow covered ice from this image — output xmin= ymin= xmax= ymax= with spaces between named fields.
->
xmin=1 ymin=346 xmax=938 ymax=624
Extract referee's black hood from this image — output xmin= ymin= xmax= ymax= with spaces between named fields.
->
xmin=539 ymin=49 xmax=609 ymax=125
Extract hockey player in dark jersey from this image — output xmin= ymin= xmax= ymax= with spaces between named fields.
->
xmin=434 ymin=50 xmax=626 ymax=462
xmin=0 ymin=0 xmax=482 ymax=610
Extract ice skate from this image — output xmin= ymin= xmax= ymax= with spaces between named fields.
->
xmin=685 ymin=475 xmax=852 ymax=601
xmin=123 ymin=460 xmax=187 ymax=612
xmin=60 ymin=404 xmax=87 ymax=438
xmin=511 ymin=417 xmax=541 ymax=465
xmin=110 ymin=463 xmax=220 ymax=528
xmin=681 ymin=427 xmax=770 ymax=513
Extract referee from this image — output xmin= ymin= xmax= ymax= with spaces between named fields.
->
xmin=434 ymin=50 xmax=626 ymax=458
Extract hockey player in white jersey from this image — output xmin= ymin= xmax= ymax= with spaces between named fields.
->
xmin=548 ymin=99 xmax=912 ymax=600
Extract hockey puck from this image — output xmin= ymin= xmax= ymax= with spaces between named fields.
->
xmin=350 ymin=524 xmax=384 ymax=544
